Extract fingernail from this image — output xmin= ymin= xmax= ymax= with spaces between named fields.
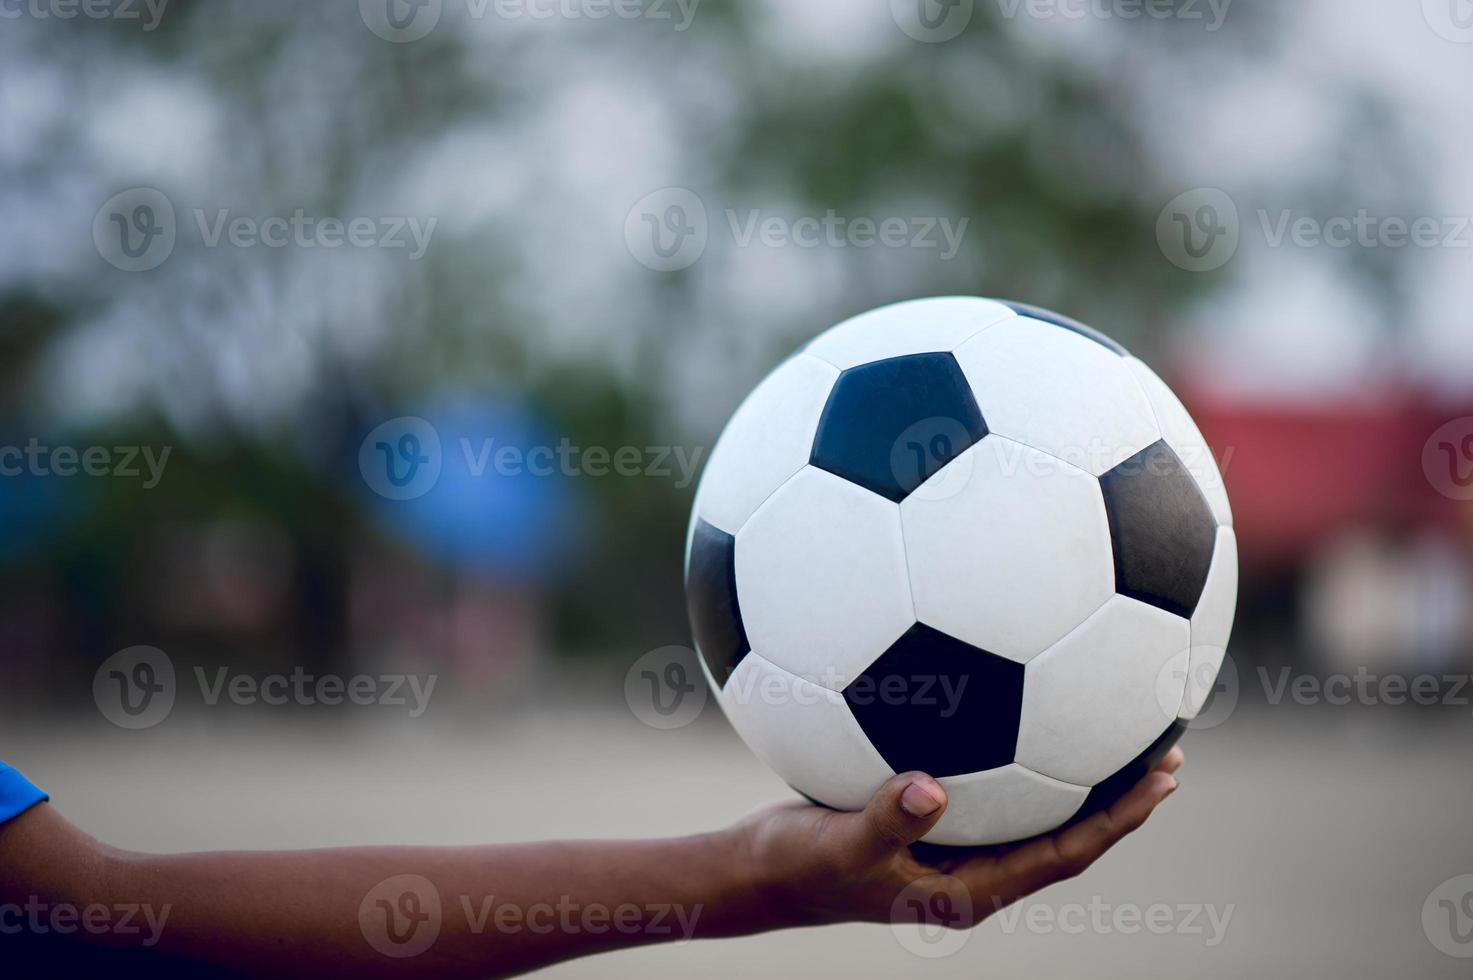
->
xmin=901 ymin=780 xmax=945 ymax=817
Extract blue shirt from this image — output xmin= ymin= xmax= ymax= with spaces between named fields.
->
xmin=0 ymin=762 xmax=47 ymax=825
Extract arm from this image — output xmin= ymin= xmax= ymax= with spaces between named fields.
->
xmin=0 ymin=750 xmax=1181 ymax=978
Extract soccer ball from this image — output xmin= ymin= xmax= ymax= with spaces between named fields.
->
xmin=684 ymin=297 xmax=1236 ymax=847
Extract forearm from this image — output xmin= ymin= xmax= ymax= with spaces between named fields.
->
xmin=3 ymin=804 xmax=774 ymax=979
xmin=0 ymin=761 xmax=1182 ymax=976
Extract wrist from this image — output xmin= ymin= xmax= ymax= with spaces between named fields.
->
xmin=692 ymin=824 xmax=791 ymax=937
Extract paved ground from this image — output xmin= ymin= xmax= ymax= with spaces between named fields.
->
xmin=5 ymin=689 xmax=1471 ymax=978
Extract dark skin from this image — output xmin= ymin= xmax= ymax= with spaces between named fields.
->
xmin=0 ymin=748 xmax=1181 ymax=977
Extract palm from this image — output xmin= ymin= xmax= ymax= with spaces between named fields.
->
xmin=743 ymin=746 xmax=1184 ymax=929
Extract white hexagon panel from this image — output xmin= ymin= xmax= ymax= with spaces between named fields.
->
xmin=1016 ymin=595 xmax=1191 ymax=786
xmin=900 ymin=436 xmax=1116 ymax=664
xmin=1126 ymin=357 xmax=1233 ymax=529
xmin=687 ymin=353 xmax=839 ymax=542
xmin=928 ymin=764 xmax=1089 ymax=847
xmin=735 ymin=466 xmax=915 ymax=686
xmin=1180 ymin=527 xmax=1239 ymax=720
xmin=804 ymin=296 xmax=1015 ymax=371
xmin=716 ymin=652 xmax=896 ymax=811
xmin=955 ymin=316 xmax=1162 ymax=477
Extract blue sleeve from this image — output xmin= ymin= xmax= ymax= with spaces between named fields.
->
xmin=0 ymin=762 xmax=47 ymax=825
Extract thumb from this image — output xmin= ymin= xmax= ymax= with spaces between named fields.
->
xmin=840 ymin=772 xmax=948 ymax=860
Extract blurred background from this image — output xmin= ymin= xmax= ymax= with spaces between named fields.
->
xmin=2 ymin=0 xmax=1473 ymax=976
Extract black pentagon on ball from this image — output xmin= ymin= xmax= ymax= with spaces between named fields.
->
xmin=1002 ymin=300 xmax=1129 ymax=356
xmin=1100 ymin=441 xmax=1218 ymax=619
xmin=685 ymin=519 xmax=749 ymax=687
xmin=842 ymin=623 xmax=1024 ymax=779
xmin=810 ymin=352 xmax=987 ymax=503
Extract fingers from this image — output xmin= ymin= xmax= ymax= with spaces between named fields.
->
xmin=1051 ymin=770 xmax=1177 ymax=873
xmin=838 ymin=772 xmax=948 ymax=861
xmin=1154 ymin=746 xmax=1185 ymax=776
xmin=958 ymin=768 xmax=1178 ymax=909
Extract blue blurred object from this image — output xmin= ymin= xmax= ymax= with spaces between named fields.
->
xmin=0 ymin=432 xmax=90 ymax=568
xmin=354 ymin=395 xmax=580 ymax=582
